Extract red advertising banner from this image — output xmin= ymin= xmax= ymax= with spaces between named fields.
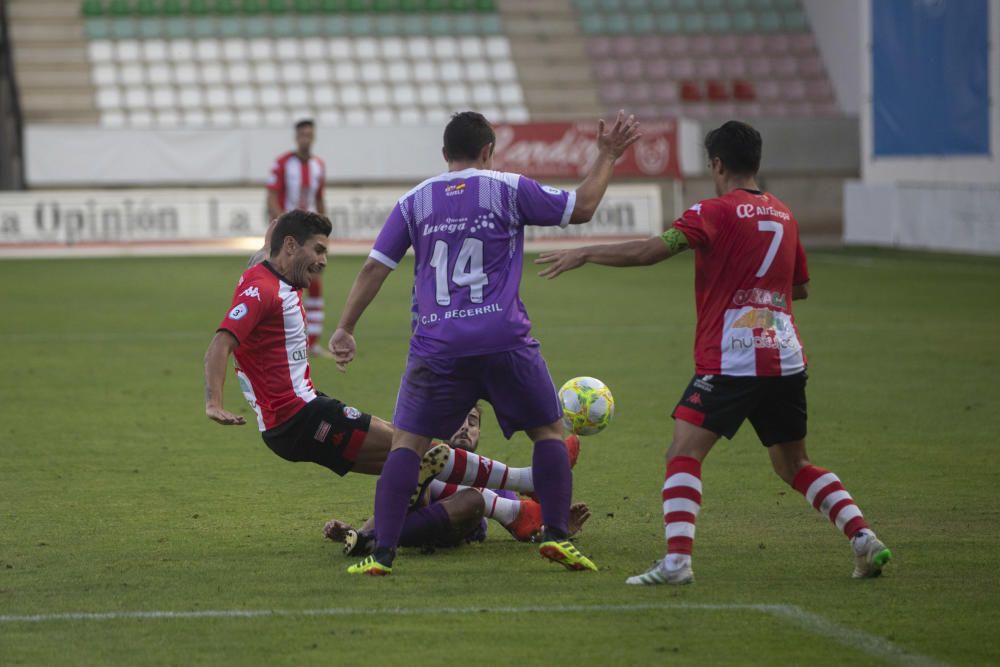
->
xmin=492 ymin=120 xmax=681 ymax=180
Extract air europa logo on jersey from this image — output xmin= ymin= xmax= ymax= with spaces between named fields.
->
xmin=736 ymin=204 xmax=755 ymax=218
xmin=737 ymin=205 xmax=791 ymax=221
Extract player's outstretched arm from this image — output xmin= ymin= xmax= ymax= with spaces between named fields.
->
xmin=204 ymin=331 xmax=246 ymax=426
xmin=570 ymin=110 xmax=642 ymax=224
xmin=330 ymin=258 xmax=393 ymax=371
xmin=536 ymin=231 xmax=686 ymax=279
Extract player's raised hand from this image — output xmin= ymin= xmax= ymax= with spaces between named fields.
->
xmin=596 ymin=110 xmax=642 ymax=160
xmin=206 ymin=405 xmax=246 ymax=426
xmin=329 ymin=327 xmax=356 ymax=372
xmin=535 ymin=248 xmax=587 ymax=279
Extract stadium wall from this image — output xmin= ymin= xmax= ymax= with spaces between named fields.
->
xmin=845 ymin=0 xmax=1000 ymax=255
xmin=802 ymin=0 xmax=863 ymax=115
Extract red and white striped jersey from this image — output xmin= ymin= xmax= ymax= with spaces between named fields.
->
xmin=217 ymin=262 xmax=317 ymax=431
xmin=266 ymin=152 xmax=325 ymax=213
xmin=673 ymin=189 xmax=809 ymax=377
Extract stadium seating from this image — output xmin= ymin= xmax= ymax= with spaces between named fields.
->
xmin=575 ymin=0 xmax=838 ymax=118
xmin=81 ymin=0 xmax=526 ymax=127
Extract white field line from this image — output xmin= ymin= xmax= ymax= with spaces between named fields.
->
xmin=0 ymin=602 xmax=944 ymax=667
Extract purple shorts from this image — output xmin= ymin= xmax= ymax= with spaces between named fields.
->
xmin=392 ymin=344 xmax=563 ymax=440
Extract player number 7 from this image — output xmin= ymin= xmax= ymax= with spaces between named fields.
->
xmin=756 ymin=220 xmax=783 ymax=278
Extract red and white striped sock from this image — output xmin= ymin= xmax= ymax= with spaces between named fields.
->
xmin=426 ymin=481 xmax=520 ymax=527
xmin=438 ymin=447 xmax=532 ymax=493
xmin=305 ymin=277 xmax=324 ymax=349
xmin=427 ymin=479 xmax=459 ymax=502
xmin=792 ymin=465 xmax=870 ymax=539
xmin=662 ymin=456 xmax=702 ymax=569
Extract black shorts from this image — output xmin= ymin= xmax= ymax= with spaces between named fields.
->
xmin=672 ymin=372 xmax=807 ymax=446
xmin=262 ymin=394 xmax=373 ymax=476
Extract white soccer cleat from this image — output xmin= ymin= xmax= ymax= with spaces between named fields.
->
xmin=625 ymin=558 xmax=694 ymax=586
xmin=851 ymin=532 xmax=892 ymax=579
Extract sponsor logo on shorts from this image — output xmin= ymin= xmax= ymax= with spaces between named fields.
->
xmin=228 ymin=303 xmax=248 ymax=320
xmin=291 ymin=348 xmax=307 ymax=362
xmin=687 ymin=392 xmax=703 ymax=406
xmin=343 ymin=406 xmax=362 ymax=420
xmin=314 ymin=421 xmax=332 ymax=442
xmin=694 ymin=375 xmax=714 ymax=392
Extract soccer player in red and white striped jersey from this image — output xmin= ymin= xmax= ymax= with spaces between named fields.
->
xmin=203 ymin=211 xmax=556 ymax=559
xmin=266 ymin=119 xmax=329 ymax=357
xmin=536 ymin=121 xmax=891 ymax=585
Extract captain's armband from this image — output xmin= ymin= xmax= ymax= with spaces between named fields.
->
xmin=659 ymin=228 xmax=691 ymax=255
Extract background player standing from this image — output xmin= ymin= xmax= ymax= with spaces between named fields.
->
xmin=330 ymin=110 xmax=640 ymax=576
xmin=536 ymin=121 xmax=891 ymax=585
xmin=267 ymin=119 xmax=329 ymax=357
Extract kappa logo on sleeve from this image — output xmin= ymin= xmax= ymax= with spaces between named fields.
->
xmin=240 ymin=286 xmax=261 ymax=301
xmin=689 ymin=203 xmax=703 ymax=214
xmin=228 ymin=303 xmax=248 ymax=320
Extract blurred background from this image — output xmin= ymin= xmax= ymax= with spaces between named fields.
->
xmin=0 ymin=0 xmax=997 ymax=256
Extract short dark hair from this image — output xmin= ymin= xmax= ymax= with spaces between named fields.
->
xmin=443 ymin=111 xmax=495 ymax=162
xmin=294 ymin=118 xmax=315 ymax=131
xmin=704 ymin=120 xmax=762 ymax=176
xmin=269 ymin=209 xmax=332 ymax=256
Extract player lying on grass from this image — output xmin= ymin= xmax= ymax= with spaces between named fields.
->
xmin=203 ymin=211 xmax=564 ymax=531
xmin=331 ymin=110 xmax=641 ymax=577
xmin=322 ymin=405 xmax=591 ymax=553
xmin=536 ymin=120 xmax=891 ymax=585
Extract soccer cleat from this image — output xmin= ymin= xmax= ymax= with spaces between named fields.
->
xmin=625 ymin=558 xmax=694 ymax=586
xmin=347 ymin=555 xmax=392 ymax=576
xmin=409 ymin=443 xmax=449 ymax=507
xmin=538 ymin=540 xmax=598 ymax=572
xmin=564 ymin=434 xmax=581 ymax=469
xmin=343 ymin=529 xmax=374 ymax=557
xmin=505 ymin=499 xmax=543 ymax=542
xmin=852 ymin=533 xmax=892 ymax=579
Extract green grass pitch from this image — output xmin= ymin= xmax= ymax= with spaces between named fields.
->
xmin=1 ymin=249 xmax=998 ymax=665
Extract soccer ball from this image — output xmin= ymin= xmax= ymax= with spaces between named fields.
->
xmin=559 ymin=376 xmax=615 ymax=436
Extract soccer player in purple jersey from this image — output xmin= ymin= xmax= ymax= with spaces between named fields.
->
xmin=329 ymin=110 xmax=640 ymax=576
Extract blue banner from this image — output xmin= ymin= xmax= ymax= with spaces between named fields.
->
xmin=872 ymin=0 xmax=990 ymax=156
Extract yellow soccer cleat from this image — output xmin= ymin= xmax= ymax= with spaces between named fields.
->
xmin=409 ymin=443 xmax=450 ymax=507
xmin=347 ymin=555 xmax=392 ymax=576
xmin=538 ymin=540 xmax=598 ymax=572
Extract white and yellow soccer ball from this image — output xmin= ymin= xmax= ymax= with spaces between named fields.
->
xmin=559 ymin=376 xmax=615 ymax=436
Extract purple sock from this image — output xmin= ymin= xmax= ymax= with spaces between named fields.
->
xmin=532 ymin=438 xmax=571 ymax=539
xmin=398 ymin=503 xmax=451 ymax=547
xmin=373 ymin=448 xmax=421 ymax=564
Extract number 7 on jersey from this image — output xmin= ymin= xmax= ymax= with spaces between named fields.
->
xmin=756 ymin=220 xmax=784 ymax=278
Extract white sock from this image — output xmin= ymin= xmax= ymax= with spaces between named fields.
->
xmin=479 ymin=489 xmax=520 ymax=527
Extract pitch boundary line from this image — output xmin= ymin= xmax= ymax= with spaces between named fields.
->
xmin=0 ymin=602 xmax=943 ymax=667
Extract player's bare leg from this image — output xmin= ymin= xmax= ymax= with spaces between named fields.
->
xmin=627 ymin=419 xmax=718 ymax=586
xmin=770 ymin=439 xmax=891 ymax=578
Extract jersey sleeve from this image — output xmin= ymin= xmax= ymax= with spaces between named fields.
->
xmin=369 ymin=202 xmax=412 ymax=270
xmin=672 ymin=199 xmax=723 ymax=250
xmin=515 ymin=175 xmax=577 ymax=228
xmin=217 ymin=277 xmax=273 ymax=344
xmin=266 ymin=157 xmax=283 ymax=192
xmin=793 ymin=238 xmax=810 ymax=285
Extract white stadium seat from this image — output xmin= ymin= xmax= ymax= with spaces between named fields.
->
xmin=222 ymin=39 xmax=248 ymax=61
xmin=301 ymin=38 xmax=325 ymax=60
xmin=438 ymin=61 xmax=462 ymax=81
xmin=491 ymin=61 xmax=517 ymax=82
xmin=96 ymin=87 xmax=122 ymax=109
xmin=391 ymin=84 xmax=417 ymax=106
xmin=445 ymin=83 xmax=469 ymax=106
xmin=312 ymin=86 xmax=336 ymax=106
xmin=307 ymin=62 xmax=331 ymax=82
xmin=116 ymin=40 xmax=142 ymax=61
xmin=432 ymin=37 xmax=459 ymax=60
xmin=503 ymin=105 xmax=530 ymax=122
xmin=328 ymin=38 xmax=351 ymax=60
xmin=380 ymin=37 xmax=405 ymax=59
xmin=344 ymin=108 xmax=368 ymax=125
xmin=210 ymin=110 xmax=235 ymax=127
xmin=275 ymin=39 xmax=300 ymax=60
xmin=156 ymin=110 xmax=181 ymax=127
xmin=398 ymin=108 xmax=422 ymax=125
xmin=201 ymin=63 xmax=225 ymax=85
xmin=151 ymin=87 xmax=176 ymax=109
xmin=195 ymin=39 xmax=221 ymax=62
xmin=265 ymin=109 xmax=289 ymax=126
xmin=413 ymin=61 xmax=437 ymax=83
xmin=254 ymin=63 xmax=279 ymax=84
xmin=281 ymin=62 xmax=306 ymax=84
xmin=89 ymin=41 xmax=114 ymax=63
xmin=498 ymin=83 xmax=523 ymax=105
xmin=93 ymin=65 xmax=117 ymax=86
xmin=227 ymin=63 xmax=252 ymax=85
xmin=183 ymin=109 xmax=208 ymax=126
xmin=249 ymin=39 xmax=274 ymax=60
xmin=238 ymin=109 xmax=262 ymax=127
xmin=334 ymin=61 xmax=359 ymax=84
xmin=354 ymin=38 xmax=378 ymax=60
xmin=365 ymin=85 xmax=390 ymax=106
xmin=142 ymin=40 xmax=167 ymax=62
xmin=386 ymin=61 xmax=410 ymax=84
xmin=458 ymin=36 xmax=484 ymax=58
xmin=129 ymin=110 xmax=153 ymax=127
xmin=206 ymin=87 xmax=230 ymax=109
xmin=360 ymin=61 xmax=385 ymax=84
xmin=317 ymin=109 xmax=342 ymax=126
xmin=258 ymin=86 xmax=283 ymax=108
xmin=418 ymin=84 xmax=443 ymax=105
xmin=464 ymin=60 xmax=490 ymax=81
xmin=120 ymin=64 xmax=144 ymax=85
xmin=286 ymin=85 xmax=309 ymax=107
xmin=232 ymin=86 xmax=256 ymax=107
xmin=147 ymin=64 xmax=171 ymax=85
xmin=485 ymin=37 xmax=510 ymax=59
xmin=101 ymin=110 xmax=126 ymax=127
xmin=178 ymin=87 xmax=203 ymax=109
xmin=472 ymin=83 xmax=497 ymax=105
xmin=372 ymin=108 xmax=396 ymax=124
xmin=407 ymin=37 xmax=432 ymax=59
xmin=339 ymin=84 xmax=363 ymax=107
xmin=167 ymin=40 xmax=194 ymax=61
xmin=124 ymin=87 xmax=149 ymax=109
xmin=174 ymin=63 xmax=198 ymax=85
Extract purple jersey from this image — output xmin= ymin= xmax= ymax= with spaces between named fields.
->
xmin=370 ymin=168 xmax=576 ymax=358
